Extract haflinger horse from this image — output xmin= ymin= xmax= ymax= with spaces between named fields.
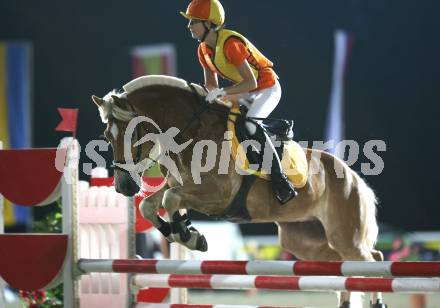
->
xmin=92 ymin=75 xmax=385 ymax=308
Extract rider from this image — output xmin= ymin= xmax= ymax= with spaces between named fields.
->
xmin=181 ymin=0 xmax=297 ymax=204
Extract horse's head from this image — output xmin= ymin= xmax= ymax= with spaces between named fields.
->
xmin=92 ymin=93 xmax=158 ymax=196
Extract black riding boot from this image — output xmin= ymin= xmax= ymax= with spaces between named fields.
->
xmin=249 ymin=125 xmax=298 ymax=204
xmin=269 ymin=147 xmax=298 ymax=204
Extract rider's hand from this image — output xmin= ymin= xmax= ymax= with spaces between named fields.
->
xmin=206 ymin=88 xmax=226 ymax=103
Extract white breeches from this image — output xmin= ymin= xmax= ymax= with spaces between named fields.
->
xmin=237 ymin=80 xmax=282 ymax=135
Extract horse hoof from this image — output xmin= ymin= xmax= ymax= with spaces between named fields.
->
xmin=196 ymin=234 xmax=208 ymax=252
xmin=339 ymin=301 xmax=350 ymax=308
xmin=370 ymin=299 xmax=387 ymax=308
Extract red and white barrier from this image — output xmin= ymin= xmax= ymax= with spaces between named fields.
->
xmin=78 ymin=259 xmax=440 ymax=278
xmin=0 ymin=138 xmax=190 ymax=307
xmin=135 ymin=304 xmax=293 ymax=308
xmin=133 ymin=274 xmax=440 ymax=293
xmin=136 ymin=305 xmax=295 ymax=308
xmin=76 ymin=179 xmax=135 ymax=308
xmin=2 ymin=138 xmax=440 ymax=308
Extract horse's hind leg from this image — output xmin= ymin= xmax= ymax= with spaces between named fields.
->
xmin=324 ymin=231 xmax=385 ymax=307
xmin=278 ymin=221 xmax=348 ymax=308
xmin=278 ymin=221 xmax=342 ymax=261
xmin=369 ymin=249 xmax=386 ymax=307
xmin=324 ymin=196 xmax=386 ymax=308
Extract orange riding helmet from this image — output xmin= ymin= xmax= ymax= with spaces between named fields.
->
xmin=180 ymin=0 xmax=225 ymax=27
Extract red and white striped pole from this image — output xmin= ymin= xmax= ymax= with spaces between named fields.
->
xmin=135 ymin=304 xmax=295 ymax=308
xmin=132 ymin=274 xmax=440 ymax=293
xmin=78 ymin=259 xmax=440 ymax=278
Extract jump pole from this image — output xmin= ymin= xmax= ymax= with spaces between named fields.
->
xmin=132 ymin=274 xmax=440 ymax=293
xmin=136 ymin=305 xmax=296 ymax=308
xmin=78 ymin=259 xmax=440 ymax=278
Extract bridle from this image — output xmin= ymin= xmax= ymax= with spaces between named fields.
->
xmin=109 ymin=115 xmax=157 ymax=174
xmin=109 ymin=83 xmax=211 ymax=175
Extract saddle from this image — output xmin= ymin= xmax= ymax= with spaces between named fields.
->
xmin=227 ymin=107 xmax=308 ymax=189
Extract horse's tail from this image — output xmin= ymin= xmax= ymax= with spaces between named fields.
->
xmin=352 ymin=169 xmax=379 ymax=251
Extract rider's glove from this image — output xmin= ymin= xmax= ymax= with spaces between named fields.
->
xmin=205 ymin=88 xmax=226 ymax=103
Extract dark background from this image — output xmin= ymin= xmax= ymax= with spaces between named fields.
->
xmin=1 ymin=0 xmax=439 ymax=231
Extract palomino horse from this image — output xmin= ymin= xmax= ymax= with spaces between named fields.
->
xmin=92 ymin=75 xmax=385 ymax=308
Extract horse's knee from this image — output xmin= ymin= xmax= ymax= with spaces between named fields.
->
xmin=163 ymin=189 xmax=182 ymax=214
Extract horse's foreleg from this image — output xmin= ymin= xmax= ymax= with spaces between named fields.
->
xmin=168 ymin=210 xmax=208 ymax=252
xmin=169 ymin=210 xmax=207 ymax=251
xmin=139 ymin=187 xmax=174 ymax=242
xmin=162 ymin=184 xmax=217 ymax=252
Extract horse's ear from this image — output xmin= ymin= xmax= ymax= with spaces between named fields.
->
xmin=91 ymin=95 xmax=104 ymax=107
xmin=111 ymin=95 xmax=125 ymax=108
xmin=111 ymin=95 xmax=120 ymax=104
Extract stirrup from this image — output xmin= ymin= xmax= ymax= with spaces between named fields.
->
xmin=275 ymin=187 xmax=297 ymax=204
xmin=273 ymin=175 xmax=297 ymax=204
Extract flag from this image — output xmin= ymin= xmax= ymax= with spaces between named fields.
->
xmin=56 ymin=108 xmax=78 ymax=137
xmin=131 ymin=44 xmax=177 ymax=78
xmin=324 ymin=30 xmax=353 ymax=158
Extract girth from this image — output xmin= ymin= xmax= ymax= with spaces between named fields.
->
xmin=214 ymin=174 xmax=257 ymax=223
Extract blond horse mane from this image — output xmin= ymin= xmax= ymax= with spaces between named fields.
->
xmin=124 ymin=75 xmax=206 ymax=96
xmin=98 ymin=75 xmax=206 ymax=123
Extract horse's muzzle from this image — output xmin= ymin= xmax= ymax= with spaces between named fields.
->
xmin=114 ymin=171 xmax=140 ymax=197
